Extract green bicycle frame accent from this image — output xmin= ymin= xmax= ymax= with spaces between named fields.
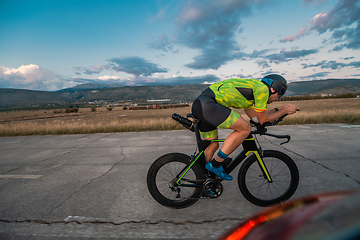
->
xmin=176 ymin=151 xmax=204 ymax=185
xmin=176 ymin=139 xmax=223 ymax=185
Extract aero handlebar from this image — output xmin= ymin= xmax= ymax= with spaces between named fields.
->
xmin=250 ymin=113 xmax=292 ymax=145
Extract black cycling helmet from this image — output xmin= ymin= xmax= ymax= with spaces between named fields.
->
xmin=261 ymin=74 xmax=287 ymax=98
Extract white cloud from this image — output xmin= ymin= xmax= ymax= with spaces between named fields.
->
xmin=98 ymin=75 xmax=122 ymax=81
xmin=310 ymin=12 xmax=328 ymax=26
xmin=0 ymin=64 xmax=77 ymax=91
xmin=4 ymin=64 xmax=40 ymax=75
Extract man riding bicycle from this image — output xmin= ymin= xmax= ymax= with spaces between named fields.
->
xmin=192 ymin=74 xmax=299 ymax=181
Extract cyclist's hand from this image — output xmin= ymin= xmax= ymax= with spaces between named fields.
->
xmin=283 ymin=104 xmax=299 ymax=114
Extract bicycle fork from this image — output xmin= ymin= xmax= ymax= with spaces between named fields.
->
xmin=243 ymin=135 xmax=272 ymax=183
xmin=246 ymin=150 xmax=272 ymax=183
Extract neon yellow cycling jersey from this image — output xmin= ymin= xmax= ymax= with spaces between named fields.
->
xmin=209 ymin=78 xmax=269 ymax=112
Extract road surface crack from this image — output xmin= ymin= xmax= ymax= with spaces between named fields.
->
xmin=46 ymin=139 xmax=126 ymax=215
xmin=0 ymin=217 xmax=243 ymax=226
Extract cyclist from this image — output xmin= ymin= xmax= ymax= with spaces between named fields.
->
xmin=192 ymin=74 xmax=299 ymax=180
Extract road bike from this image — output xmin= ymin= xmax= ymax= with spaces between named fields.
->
xmin=147 ymin=113 xmax=299 ymax=208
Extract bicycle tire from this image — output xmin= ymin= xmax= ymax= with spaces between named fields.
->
xmin=147 ymin=153 xmax=204 ymax=209
xmin=238 ymin=150 xmax=299 ymax=207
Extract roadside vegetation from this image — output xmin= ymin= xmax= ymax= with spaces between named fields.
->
xmin=0 ymin=98 xmax=359 ymax=136
xmin=279 ymin=92 xmax=358 ymax=101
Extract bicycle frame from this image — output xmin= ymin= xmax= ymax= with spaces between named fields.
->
xmin=225 ymin=136 xmax=272 ymax=182
xmin=176 ymin=119 xmax=272 ymax=186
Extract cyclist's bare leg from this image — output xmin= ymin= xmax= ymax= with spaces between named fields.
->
xmin=214 ymin=116 xmax=251 ymax=162
xmin=203 ymin=139 xmax=219 ymax=163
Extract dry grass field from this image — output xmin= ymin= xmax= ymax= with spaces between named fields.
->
xmin=0 ymin=98 xmax=359 ymax=136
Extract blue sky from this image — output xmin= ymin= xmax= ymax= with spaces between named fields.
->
xmin=1 ymin=0 xmax=360 ymax=91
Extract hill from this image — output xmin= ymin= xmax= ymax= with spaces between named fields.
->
xmin=57 ymin=83 xmax=126 ymax=92
xmin=0 ymin=84 xmax=210 ymax=109
xmin=286 ymin=79 xmax=360 ymax=95
xmin=0 ymin=88 xmax=70 ymax=109
xmin=1 ymin=79 xmax=359 ymax=109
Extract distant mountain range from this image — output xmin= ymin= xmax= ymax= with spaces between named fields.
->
xmin=286 ymin=79 xmax=360 ymax=95
xmin=1 ymin=79 xmax=359 ymax=109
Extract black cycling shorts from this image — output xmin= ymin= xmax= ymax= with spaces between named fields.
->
xmin=192 ymin=88 xmax=240 ymax=138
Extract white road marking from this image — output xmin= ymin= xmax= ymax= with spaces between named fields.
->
xmin=0 ymin=175 xmax=42 ymax=179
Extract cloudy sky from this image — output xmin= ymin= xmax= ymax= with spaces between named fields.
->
xmin=1 ymin=0 xmax=360 ymax=91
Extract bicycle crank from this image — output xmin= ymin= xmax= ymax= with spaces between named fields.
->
xmin=202 ymin=179 xmax=223 ymax=198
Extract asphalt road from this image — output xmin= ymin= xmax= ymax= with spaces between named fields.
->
xmin=0 ymin=124 xmax=360 ymax=239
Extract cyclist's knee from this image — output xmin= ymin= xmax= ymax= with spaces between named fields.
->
xmin=229 ymin=118 xmax=251 ymax=134
xmin=244 ymin=123 xmax=251 ymax=135
xmin=237 ymin=123 xmax=251 ymax=136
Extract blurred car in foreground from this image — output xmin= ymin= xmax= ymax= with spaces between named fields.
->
xmin=219 ymin=190 xmax=360 ymax=240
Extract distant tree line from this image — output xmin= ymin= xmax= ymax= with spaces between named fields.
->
xmin=280 ymin=93 xmax=358 ymax=101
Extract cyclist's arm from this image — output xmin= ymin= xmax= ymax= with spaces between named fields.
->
xmin=256 ymin=104 xmax=299 ymax=124
xmin=244 ymin=108 xmax=283 ymax=123
xmin=256 ymin=109 xmax=286 ymax=124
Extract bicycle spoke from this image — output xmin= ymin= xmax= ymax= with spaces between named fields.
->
xmin=155 ymin=161 xmax=197 ymax=201
xmin=242 ymin=155 xmax=295 ymax=202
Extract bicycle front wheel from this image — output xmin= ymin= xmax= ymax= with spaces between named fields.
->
xmin=147 ymin=153 xmax=204 ymax=209
xmin=238 ymin=150 xmax=299 ymax=207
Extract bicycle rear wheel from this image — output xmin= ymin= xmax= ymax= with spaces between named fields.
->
xmin=238 ymin=150 xmax=299 ymax=207
xmin=147 ymin=153 xmax=204 ymax=209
